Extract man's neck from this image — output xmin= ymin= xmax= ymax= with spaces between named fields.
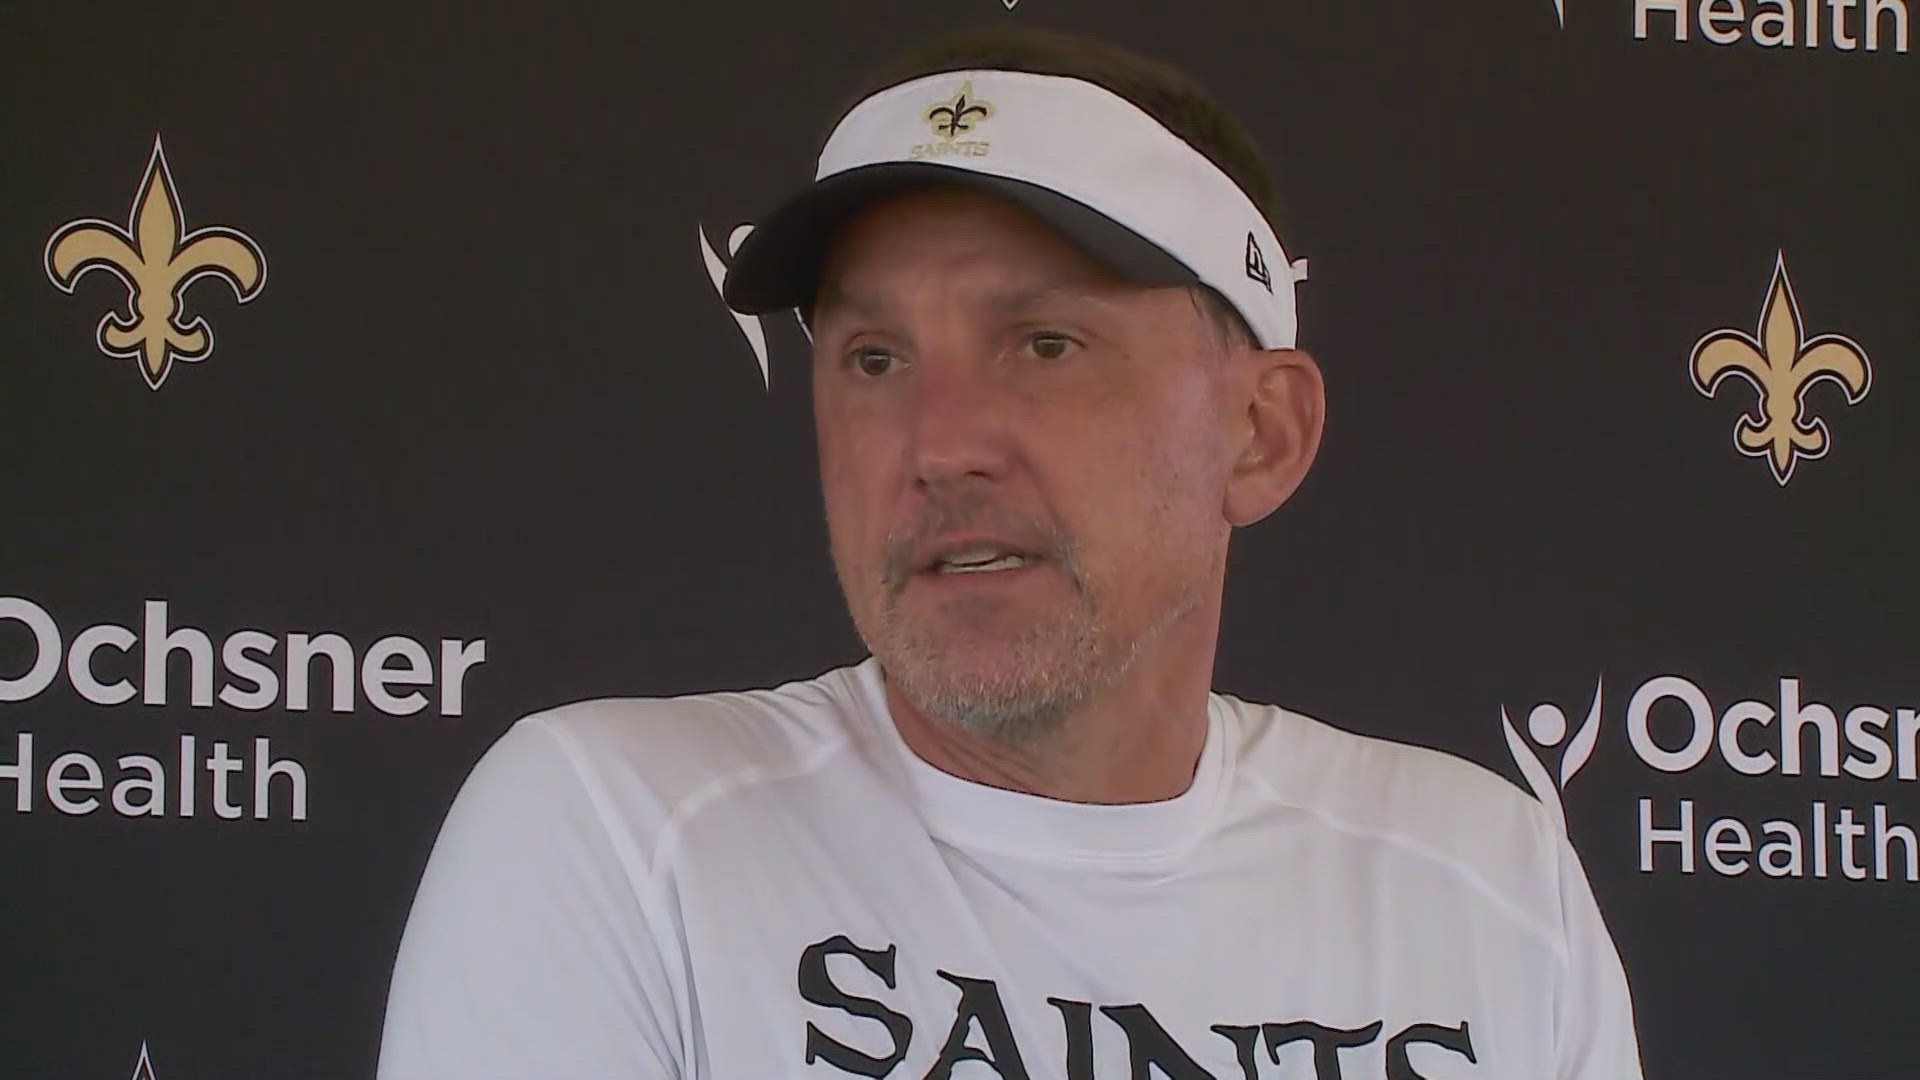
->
xmin=880 ymin=618 xmax=1217 ymax=805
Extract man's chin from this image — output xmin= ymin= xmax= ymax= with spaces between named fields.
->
xmin=872 ymin=619 xmax=1106 ymax=742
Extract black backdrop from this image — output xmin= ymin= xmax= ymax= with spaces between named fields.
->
xmin=5 ymin=2 xmax=1915 ymax=1077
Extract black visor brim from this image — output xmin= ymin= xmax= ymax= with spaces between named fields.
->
xmin=720 ymin=162 xmax=1200 ymax=316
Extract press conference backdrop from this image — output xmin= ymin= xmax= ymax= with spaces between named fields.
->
xmin=4 ymin=1 xmax=1915 ymax=1076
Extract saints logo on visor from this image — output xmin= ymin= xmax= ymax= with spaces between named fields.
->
xmin=925 ymin=82 xmax=995 ymax=139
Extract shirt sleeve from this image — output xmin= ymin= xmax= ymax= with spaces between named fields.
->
xmin=1551 ymin=831 xmax=1645 ymax=1080
xmin=378 ymin=716 xmax=685 ymax=1080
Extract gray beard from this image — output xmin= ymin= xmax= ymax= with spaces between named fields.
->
xmin=869 ymin=557 xmax=1200 ymax=749
xmin=875 ymin=588 xmax=1106 ymax=746
xmin=857 ymin=493 xmax=1105 ymax=745
xmin=852 ymin=487 xmax=1199 ymax=748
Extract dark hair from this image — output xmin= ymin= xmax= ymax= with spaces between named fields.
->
xmin=847 ymin=27 xmax=1280 ymax=349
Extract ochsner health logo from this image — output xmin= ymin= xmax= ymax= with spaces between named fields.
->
xmin=698 ymin=222 xmax=770 ymax=388
xmin=1502 ymin=678 xmax=1603 ymax=836
xmin=1504 ymin=675 xmax=1919 ymax=884
xmin=698 ymin=219 xmax=812 ymax=389
xmin=1553 ymin=0 xmax=1912 ymax=53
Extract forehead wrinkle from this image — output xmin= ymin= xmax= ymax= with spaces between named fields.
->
xmin=985 ymin=282 xmax=1137 ymax=321
xmin=812 ymin=281 xmax=889 ymax=324
xmin=816 ymin=188 xmax=1141 ymax=323
xmin=818 ymin=275 xmax=1116 ymax=331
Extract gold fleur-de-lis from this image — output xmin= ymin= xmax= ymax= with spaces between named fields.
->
xmin=44 ymin=136 xmax=265 ymax=390
xmin=1689 ymin=252 xmax=1871 ymax=485
xmin=925 ymin=82 xmax=994 ymax=139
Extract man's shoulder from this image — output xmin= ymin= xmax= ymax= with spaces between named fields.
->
xmin=467 ymin=664 xmax=870 ymax=833
xmin=1234 ymin=697 xmax=1538 ymax=822
xmin=1222 ymin=694 xmax=1567 ymax=919
xmin=527 ymin=664 xmax=864 ymax=760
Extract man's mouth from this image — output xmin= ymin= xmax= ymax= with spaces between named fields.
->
xmin=932 ymin=548 xmax=1034 ymax=575
xmin=886 ymin=521 xmax=1067 ymax=594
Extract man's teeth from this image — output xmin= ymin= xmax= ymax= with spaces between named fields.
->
xmin=937 ymin=551 xmax=1029 ymax=574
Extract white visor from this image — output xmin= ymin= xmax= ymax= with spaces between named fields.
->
xmin=723 ymin=69 xmax=1304 ymax=350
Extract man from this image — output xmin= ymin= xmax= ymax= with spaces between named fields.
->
xmin=380 ymin=28 xmax=1642 ymax=1080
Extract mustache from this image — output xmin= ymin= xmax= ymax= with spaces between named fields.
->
xmin=880 ymin=491 xmax=1083 ymax=596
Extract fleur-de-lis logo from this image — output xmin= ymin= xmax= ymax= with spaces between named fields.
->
xmin=1689 ymin=252 xmax=1871 ymax=485
xmin=925 ymin=82 xmax=995 ymax=139
xmin=44 ymin=136 xmax=265 ymax=390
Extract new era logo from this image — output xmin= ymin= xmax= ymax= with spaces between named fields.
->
xmin=1244 ymin=233 xmax=1272 ymax=293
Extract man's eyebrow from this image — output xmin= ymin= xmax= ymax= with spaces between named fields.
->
xmin=810 ymin=283 xmax=1124 ymax=322
xmin=811 ymin=284 xmax=885 ymax=321
xmin=985 ymin=285 xmax=1119 ymax=316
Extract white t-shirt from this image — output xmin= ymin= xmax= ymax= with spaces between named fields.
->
xmin=379 ymin=659 xmax=1642 ymax=1080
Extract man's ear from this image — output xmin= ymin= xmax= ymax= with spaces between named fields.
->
xmin=1222 ymin=348 xmax=1324 ymax=527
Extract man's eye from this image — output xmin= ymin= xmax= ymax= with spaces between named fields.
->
xmin=848 ymin=346 xmax=897 ymax=377
xmin=1026 ymin=332 xmax=1076 ymax=361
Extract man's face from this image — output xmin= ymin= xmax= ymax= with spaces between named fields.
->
xmin=809 ymin=186 xmax=1244 ymax=739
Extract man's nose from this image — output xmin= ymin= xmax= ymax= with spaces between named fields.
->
xmin=905 ymin=350 xmax=1014 ymax=487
